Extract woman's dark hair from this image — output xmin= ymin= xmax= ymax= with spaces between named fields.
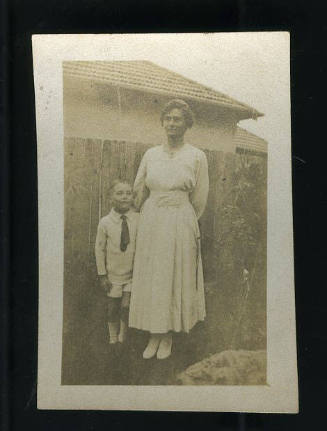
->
xmin=160 ymin=99 xmax=194 ymax=129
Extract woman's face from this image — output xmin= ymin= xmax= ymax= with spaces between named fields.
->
xmin=162 ymin=108 xmax=188 ymax=139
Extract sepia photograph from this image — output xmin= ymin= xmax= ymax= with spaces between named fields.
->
xmin=33 ymin=33 xmax=297 ymax=411
xmin=63 ymin=59 xmax=267 ymax=386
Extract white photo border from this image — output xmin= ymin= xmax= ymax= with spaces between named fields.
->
xmin=33 ymin=33 xmax=298 ymax=413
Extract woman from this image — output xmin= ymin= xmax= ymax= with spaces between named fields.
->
xmin=129 ymin=99 xmax=209 ymax=360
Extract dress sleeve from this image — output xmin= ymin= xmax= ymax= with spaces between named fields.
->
xmin=133 ymin=152 xmax=150 ymax=211
xmin=95 ymin=220 xmax=107 ymax=275
xmin=190 ymin=150 xmax=209 ymax=219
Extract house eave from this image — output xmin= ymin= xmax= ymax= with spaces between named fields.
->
xmin=64 ymin=71 xmax=264 ymax=121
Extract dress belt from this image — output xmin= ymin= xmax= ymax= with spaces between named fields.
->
xmin=148 ymin=190 xmax=189 ymax=207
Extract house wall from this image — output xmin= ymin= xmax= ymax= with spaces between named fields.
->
xmin=63 ymin=76 xmax=237 ymax=152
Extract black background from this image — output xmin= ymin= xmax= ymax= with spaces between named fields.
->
xmin=2 ymin=0 xmax=326 ymax=429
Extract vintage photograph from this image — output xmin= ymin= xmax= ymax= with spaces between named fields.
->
xmin=62 ymin=60 xmax=267 ymax=385
xmin=33 ymin=33 xmax=297 ymax=411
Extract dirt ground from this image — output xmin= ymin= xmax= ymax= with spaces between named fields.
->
xmin=61 ymin=264 xmax=266 ymax=386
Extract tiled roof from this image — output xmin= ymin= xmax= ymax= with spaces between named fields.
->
xmin=234 ymin=127 xmax=267 ymax=153
xmin=63 ymin=60 xmax=263 ymax=120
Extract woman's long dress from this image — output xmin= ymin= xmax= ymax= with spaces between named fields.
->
xmin=129 ymin=143 xmax=209 ymax=333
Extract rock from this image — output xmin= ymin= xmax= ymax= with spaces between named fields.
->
xmin=176 ymin=349 xmax=266 ymax=385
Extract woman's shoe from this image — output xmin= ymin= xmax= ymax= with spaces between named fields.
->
xmin=143 ymin=335 xmax=161 ymax=359
xmin=157 ymin=333 xmax=172 ymax=360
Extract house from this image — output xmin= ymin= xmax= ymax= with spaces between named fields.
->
xmin=63 ymin=60 xmax=265 ymax=154
xmin=234 ymin=127 xmax=267 ymax=156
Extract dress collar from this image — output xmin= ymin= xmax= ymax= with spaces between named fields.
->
xmin=109 ymin=208 xmax=132 ymax=223
xmin=161 ymin=143 xmax=188 ymax=159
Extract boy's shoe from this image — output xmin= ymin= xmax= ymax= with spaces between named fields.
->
xmin=143 ymin=335 xmax=161 ymax=359
xmin=157 ymin=333 xmax=172 ymax=360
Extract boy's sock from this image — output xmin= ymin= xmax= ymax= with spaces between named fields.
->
xmin=108 ymin=321 xmax=119 ymax=344
xmin=118 ymin=319 xmax=127 ymax=343
xmin=118 ymin=293 xmax=130 ymax=344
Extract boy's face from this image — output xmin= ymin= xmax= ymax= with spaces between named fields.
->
xmin=112 ymin=183 xmax=133 ymax=213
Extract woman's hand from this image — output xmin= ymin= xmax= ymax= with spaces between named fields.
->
xmin=99 ymin=275 xmax=111 ymax=294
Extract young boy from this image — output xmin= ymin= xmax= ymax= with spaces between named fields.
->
xmin=95 ymin=180 xmax=139 ymax=345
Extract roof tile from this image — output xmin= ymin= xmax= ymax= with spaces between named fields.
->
xmin=234 ymin=127 xmax=267 ymax=153
xmin=63 ymin=60 xmax=263 ymax=119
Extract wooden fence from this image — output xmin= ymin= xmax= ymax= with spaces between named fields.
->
xmin=64 ymin=137 xmax=267 ymax=284
xmin=62 ymin=138 xmax=267 ymax=383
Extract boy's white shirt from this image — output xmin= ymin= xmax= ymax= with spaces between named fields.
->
xmin=95 ymin=208 xmax=139 ymax=285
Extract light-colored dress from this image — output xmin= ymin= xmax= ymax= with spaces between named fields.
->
xmin=129 ymin=143 xmax=209 ymax=333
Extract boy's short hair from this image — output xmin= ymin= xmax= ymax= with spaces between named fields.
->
xmin=110 ymin=179 xmax=132 ymax=194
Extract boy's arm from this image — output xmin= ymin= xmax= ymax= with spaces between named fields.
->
xmin=95 ymin=221 xmax=107 ymax=276
xmin=98 ymin=274 xmax=110 ymax=293
xmin=95 ymin=222 xmax=111 ymax=293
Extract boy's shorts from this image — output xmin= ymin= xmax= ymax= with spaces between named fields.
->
xmin=107 ymin=282 xmax=132 ymax=298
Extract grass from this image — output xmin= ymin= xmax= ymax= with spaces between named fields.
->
xmin=61 ymin=259 xmax=266 ymax=386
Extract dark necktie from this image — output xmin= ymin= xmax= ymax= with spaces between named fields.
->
xmin=120 ymin=214 xmax=130 ymax=252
